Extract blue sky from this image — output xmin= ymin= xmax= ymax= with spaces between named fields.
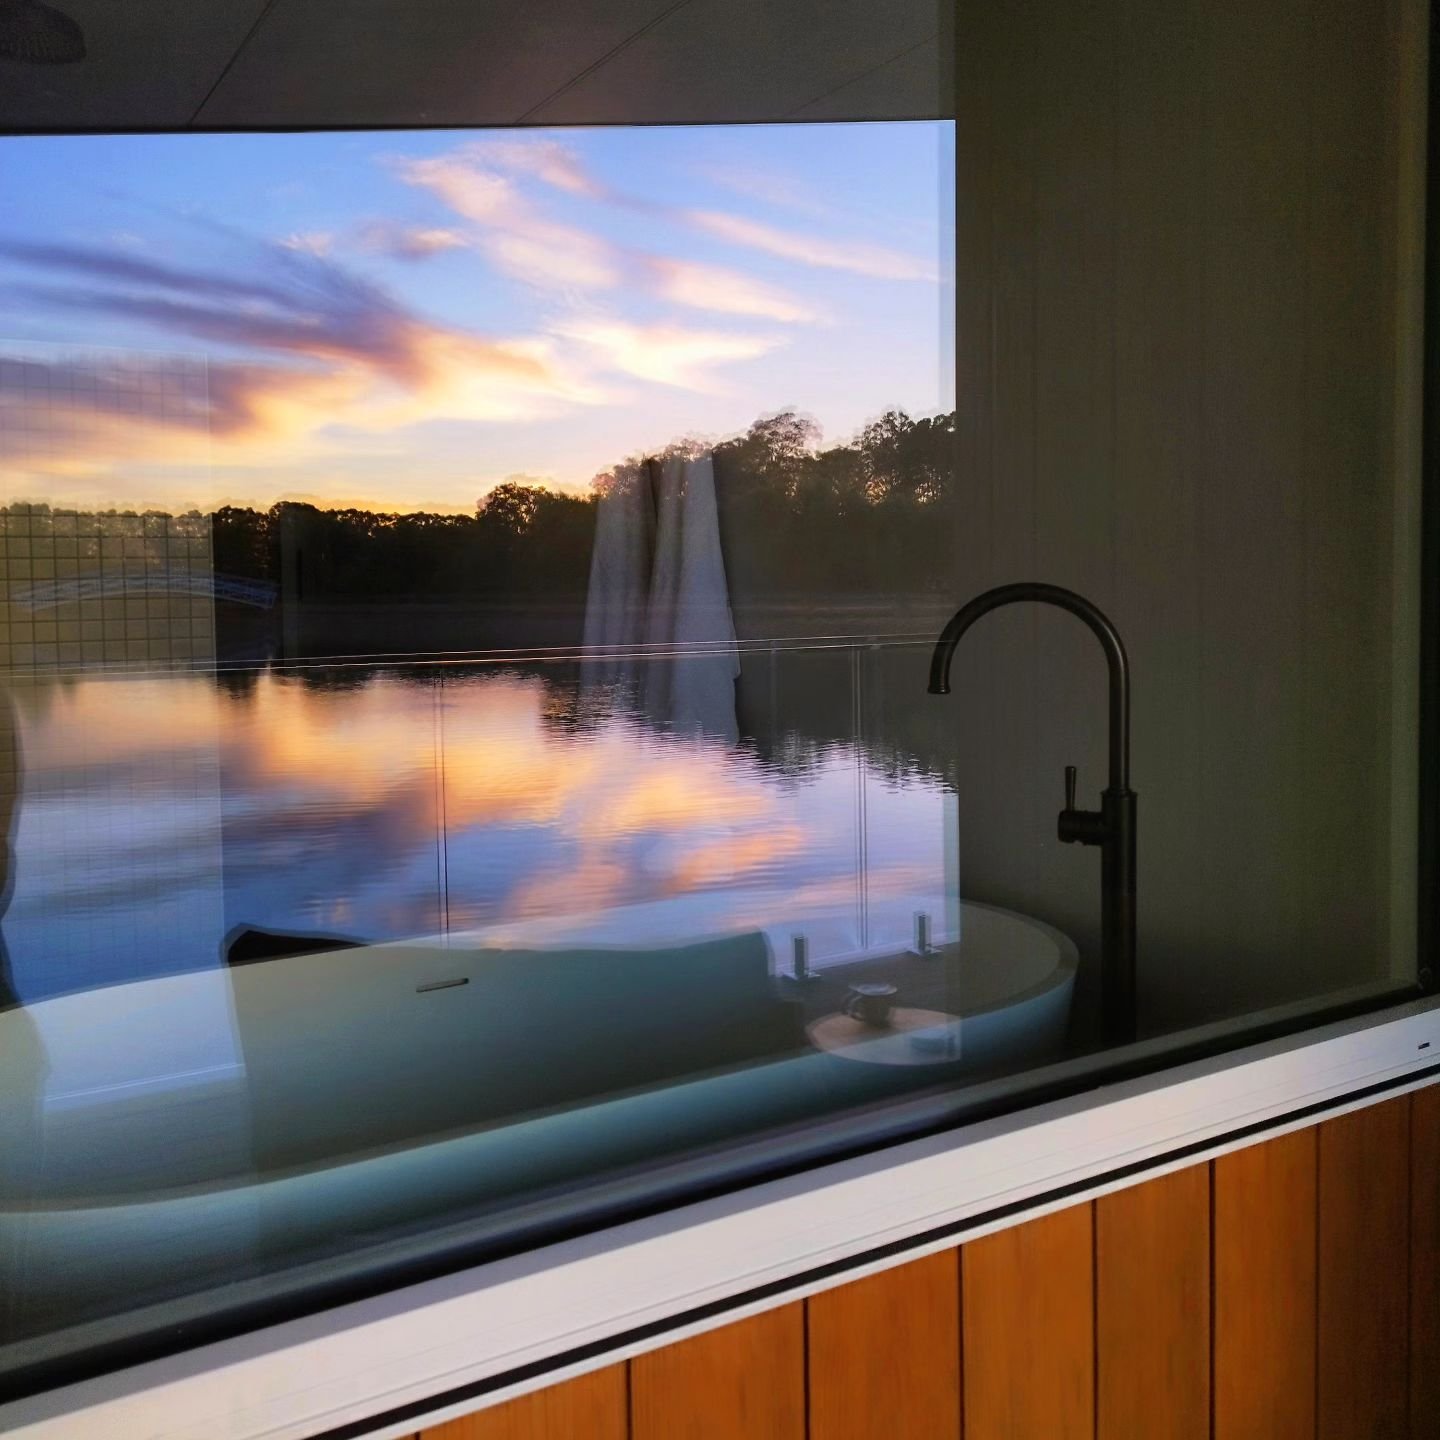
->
xmin=0 ymin=122 xmax=953 ymax=513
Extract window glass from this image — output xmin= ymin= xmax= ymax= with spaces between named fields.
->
xmin=0 ymin=0 xmax=1427 ymax=1394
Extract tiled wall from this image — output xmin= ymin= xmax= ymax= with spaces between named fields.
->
xmin=0 ymin=346 xmax=217 ymax=675
xmin=0 ymin=505 xmax=215 ymax=674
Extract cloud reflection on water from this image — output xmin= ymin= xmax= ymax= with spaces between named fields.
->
xmin=3 ymin=663 xmax=951 ymax=1000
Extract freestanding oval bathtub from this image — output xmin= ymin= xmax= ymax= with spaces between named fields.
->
xmin=0 ymin=900 xmax=1075 ymax=1365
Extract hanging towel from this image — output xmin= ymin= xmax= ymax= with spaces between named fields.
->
xmin=581 ymin=461 xmax=657 ymax=691
xmin=641 ymin=453 xmax=740 ymax=743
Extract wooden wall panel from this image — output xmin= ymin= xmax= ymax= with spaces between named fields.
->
xmin=1413 ymin=1086 xmax=1440 ymax=1439
xmin=411 ymin=1090 xmax=1440 ymax=1440
xmin=421 ymin=1366 xmax=627 ymax=1440
xmin=1213 ymin=1128 xmax=1317 ymax=1440
xmin=807 ymin=1250 xmax=961 ymax=1440
xmin=1096 ymin=1166 xmax=1210 ymax=1439
xmin=630 ymin=1305 xmax=805 ymax=1440
xmin=962 ymin=1202 xmax=1095 ymax=1440
xmin=1318 ymin=1097 xmax=1411 ymax=1440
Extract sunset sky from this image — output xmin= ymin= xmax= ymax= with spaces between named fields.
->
xmin=0 ymin=122 xmax=953 ymax=514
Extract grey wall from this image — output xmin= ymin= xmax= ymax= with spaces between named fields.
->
xmin=948 ymin=0 xmax=1426 ymax=1033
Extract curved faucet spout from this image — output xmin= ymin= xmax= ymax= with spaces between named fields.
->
xmin=928 ymin=581 xmax=1131 ymax=793
xmin=929 ymin=581 xmax=1138 ymax=1043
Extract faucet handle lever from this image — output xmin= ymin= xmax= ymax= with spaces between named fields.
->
xmin=1059 ymin=764 xmax=1107 ymax=846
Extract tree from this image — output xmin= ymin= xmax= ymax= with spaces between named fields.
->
xmin=477 ymin=481 xmax=546 ymax=535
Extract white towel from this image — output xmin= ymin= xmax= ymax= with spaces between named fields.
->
xmin=581 ymin=461 xmax=656 ymax=690
xmin=641 ymin=453 xmax=739 ymax=742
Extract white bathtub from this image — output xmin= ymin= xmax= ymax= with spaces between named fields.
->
xmin=0 ymin=900 xmax=1075 ymax=1364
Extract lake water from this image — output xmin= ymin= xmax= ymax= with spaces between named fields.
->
xmin=2 ymin=655 xmax=956 ymax=1004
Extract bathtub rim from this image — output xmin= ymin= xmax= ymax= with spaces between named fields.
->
xmin=0 ymin=897 xmax=1078 ymax=1210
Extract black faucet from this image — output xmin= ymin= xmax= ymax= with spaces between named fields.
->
xmin=928 ymin=582 xmax=1137 ymax=1044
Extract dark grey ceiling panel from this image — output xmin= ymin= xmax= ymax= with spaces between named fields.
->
xmin=0 ymin=0 xmax=272 ymax=130
xmin=0 ymin=0 xmax=951 ymax=134
xmin=793 ymin=34 xmax=950 ymax=122
xmin=528 ymin=0 xmax=946 ymax=125
xmin=195 ymin=0 xmax=687 ymax=129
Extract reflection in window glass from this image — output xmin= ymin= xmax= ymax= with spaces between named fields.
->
xmin=0 ymin=120 xmax=975 ymax=1383
xmin=0 ymin=1 xmax=1427 ymax=1386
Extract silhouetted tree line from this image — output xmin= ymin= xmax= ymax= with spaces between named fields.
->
xmin=208 ymin=407 xmax=956 ymax=602
xmin=213 ymin=482 xmax=597 ymax=601
xmin=710 ymin=408 xmax=955 ymax=601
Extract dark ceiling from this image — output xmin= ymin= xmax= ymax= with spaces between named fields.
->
xmin=0 ymin=0 xmax=954 ymax=132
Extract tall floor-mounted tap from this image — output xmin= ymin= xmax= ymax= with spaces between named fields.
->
xmin=928 ymin=583 xmax=1137 ymax=1044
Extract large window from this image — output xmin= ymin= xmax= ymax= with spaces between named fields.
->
xmin=0 ymin=0 xmax=1431 ymax=1398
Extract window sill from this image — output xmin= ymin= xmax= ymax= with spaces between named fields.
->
xmin=3 ymin=993 xmax=1439 ymax=1440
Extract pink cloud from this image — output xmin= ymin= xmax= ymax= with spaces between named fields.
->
xmin=460 ymin=138 xmax=611 ymax=200
xmin=359 ymin=223 xmax=468 ymax=260
xmin=646 ymin=257 xmax=823 ymax=323
xmin=281 ymin=231 xmax=336 ymax=257
xmin=395 ymin=151 xmax=621 ymax=291
xmin=553 ymin=318 xmax=782 ymax=391
xmin=696 ymin=162 xmax=833 ymax=219
xmin=0 ymin=239 xmax=603 ymax=492
xmin=686 ymin=209 xmax=939 ymax=282
xmin=391 ymin=138 xmax=887 ymax=324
